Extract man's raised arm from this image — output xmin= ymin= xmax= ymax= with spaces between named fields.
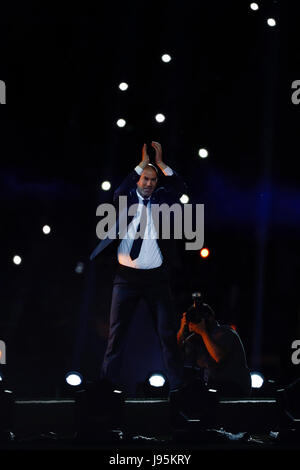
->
xmin=151 ymin=141 xmax=188 ymax=197
xmin=113 ymin=144 xmax=150 ymax=203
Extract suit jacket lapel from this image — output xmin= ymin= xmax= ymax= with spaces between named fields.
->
xmin=90 ymin=189 xmax=139 ymax=260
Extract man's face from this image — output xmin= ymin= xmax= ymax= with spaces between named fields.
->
xmin=137 ymin=167 xmax=158 ymax=198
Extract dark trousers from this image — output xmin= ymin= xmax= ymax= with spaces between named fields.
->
xmin=101 ymin=263 xmax=184 ymax=391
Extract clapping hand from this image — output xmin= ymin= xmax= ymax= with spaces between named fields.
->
xmin=139 ymin=143 xmax=150 ymax=169
xmin=151 ymin=141 xmax=167 ymax=170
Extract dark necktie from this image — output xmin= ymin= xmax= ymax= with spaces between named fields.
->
xmin=130 ymin=198 xmax=150 ymax=261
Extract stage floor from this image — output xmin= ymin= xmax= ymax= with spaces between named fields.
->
xmin=0 ymin=396 xmax=299 ymax=453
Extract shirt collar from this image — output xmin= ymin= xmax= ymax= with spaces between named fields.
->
xmin=136 ymin=189 xmax=151 ymax=202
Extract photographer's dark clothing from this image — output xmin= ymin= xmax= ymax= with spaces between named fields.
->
xmin=183 ymin=324 xmax=251 ymax=397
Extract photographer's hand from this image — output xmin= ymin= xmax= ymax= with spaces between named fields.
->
xmin=189 ymin=320 xmax=230 ymax=364
xmin=188 ymin=319 xmax=206 ymax=336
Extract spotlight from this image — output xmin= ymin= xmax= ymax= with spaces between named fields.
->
xmin=137 ymin=372 xmax=169 ymax=398
xmin=75 ymin=262 xmax=84 ymax=274
xmin=267 ymin=18 xmax=276 ymax=27
xmin=200 ymin=248 xmax=210 ymax=258
xmin=198 ymin=148 xmax=208 ymax=158
xmin=250 ymin=372 xmax=278 ymax=397
xmin=250 ymin=2 xmax=259 ymax=10
xmin=12 ymin=255 xmax=22 ymax=265
xmin=101 ymin=181 xmax=111 ymax=191
xmin=65 ymin=371 xmax=83 ymax=387
xmin=61 ymin=371 xmax=85 ymax=398
xmin=148 ymin=373 xmax=166 ymax=388
xmin=42 ymin=225 xmax=51 ymax=235
xmin=161 ymin=54 xmax=172 ymax=63
xmin=118 ymin=82 xmax=128 ymax=91
xmin=251 ymin=371 xmax=264 ymax=389
xmin=180 ymin=194 xmax=189 ymax=204
xmin=116 ymin=118 xmax=126 ymax=128
xmin=155 ymin=113 xmax=165 ymax=123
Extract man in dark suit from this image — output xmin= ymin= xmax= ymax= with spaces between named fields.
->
xmin=90 ymin=142 xmax=187 ymax=393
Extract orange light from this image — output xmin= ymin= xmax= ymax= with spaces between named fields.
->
xmin=200 ymin=248 xmax=210 ymax=258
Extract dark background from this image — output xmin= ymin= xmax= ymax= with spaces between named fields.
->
xmin=0 ymin=0 xmax=299 ymax=397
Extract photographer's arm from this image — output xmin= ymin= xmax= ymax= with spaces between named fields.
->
xmin=177 ymin=312 xmax=190 ymax=347
xmin=177 ymin=313 xmax=198 ymax=363
xmin=189 ymin=320 xmax=232 ymax=364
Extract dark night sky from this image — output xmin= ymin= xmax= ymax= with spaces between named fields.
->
xmin=0 ymin=0 xmax=300 ymax=397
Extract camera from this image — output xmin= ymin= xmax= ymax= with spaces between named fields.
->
xmin=185 ymin=292 xmax=213 ymax=323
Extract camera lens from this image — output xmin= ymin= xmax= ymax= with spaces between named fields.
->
xmin=192 ymin=292 xmax=201 ymax=299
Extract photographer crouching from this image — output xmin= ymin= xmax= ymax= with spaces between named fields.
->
xmin=177 ymin=293 xmax=251 ymax=398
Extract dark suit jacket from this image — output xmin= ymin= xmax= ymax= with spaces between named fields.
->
xmin=90 ymin=169 xmax=188 ymax=269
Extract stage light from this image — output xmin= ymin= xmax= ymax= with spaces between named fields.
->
xmin=149 ymin=373 xmax=166 ymax=388
xmin=161 ymin=54 xmax=171 ymax=63
xmin=61 ymin=371 xmax=86 ymax=398
xmin=251 ymin=372 xmax=264 ymax=388
xmin=250 ymin=2 xmax=259 ymax=10
xmin=75 ymin=262 xmax=84 ymax=274
xmin=101 ymin=180 xmax=111 ymax=191
xmin=116 ymin=118 xmax=126 ymax=128
xmin=180 ymin=194 xmax=189 ymax=204
xmin=200 ymin=248 xmax=210 ymax=258
xmin=65 ymin=372 xmax=83 ymax=387
xmin=136 ymin=372 xmax=169 ymax=398
xmin=267 ymin=18 xmax=276 ymax=27
xmin=13 ymin=255 xmax=22 ymax=265
xmin=119 ymin=82 xmax=128 ymax=91
xmin=42 ymin=225 xmax=51 ymax=235
xmin=155 ymin=113 xmax=165 ymax=123
xmin=198 ymin=148 xmax=208 ymax=158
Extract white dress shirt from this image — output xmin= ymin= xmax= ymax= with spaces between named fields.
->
xmin=117 ymin=164 xmax=173 ymax=269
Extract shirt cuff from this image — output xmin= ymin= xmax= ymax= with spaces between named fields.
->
xmin=162 ymin=166 xmax=173 ymax=176
xmin=135 ymin=165 xmax=173 ymax=176
xmin=134 ymin=165 xmax=143 ymax=175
